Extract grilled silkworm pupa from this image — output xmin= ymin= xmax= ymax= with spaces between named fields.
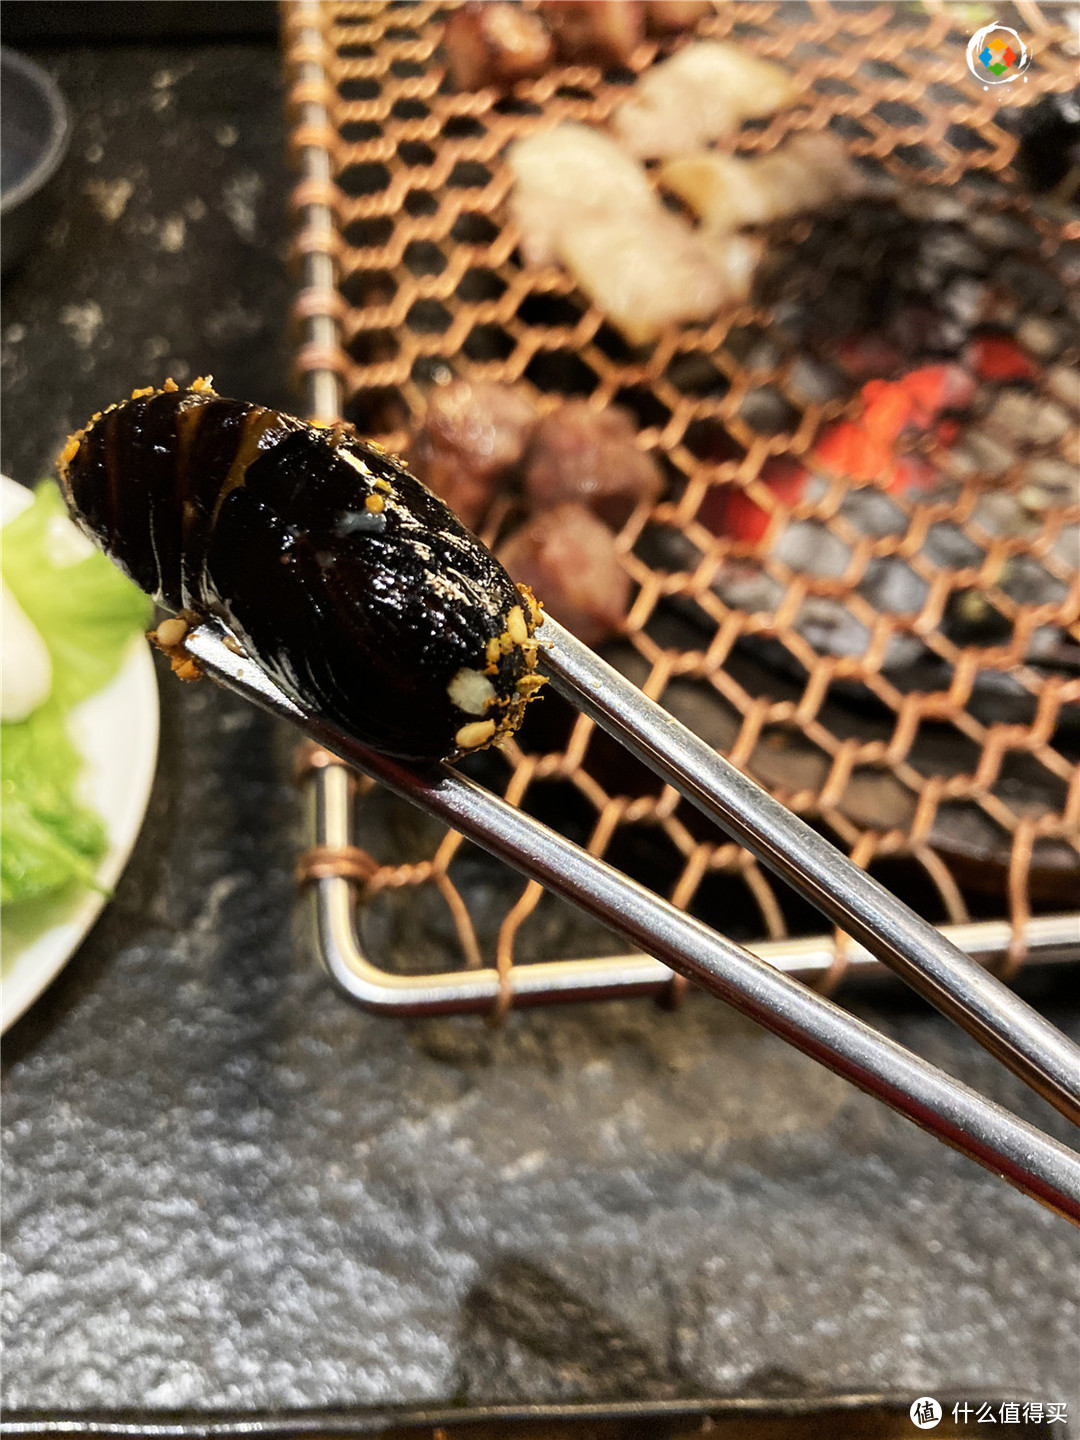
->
xmin=58 ymin=378 xmax=545 ymax=760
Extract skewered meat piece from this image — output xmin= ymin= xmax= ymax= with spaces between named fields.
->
xmin=441 ymin=3 xmax=554 ymax=91
xmin=507 ymin=122 xmax=759 ymax=343
xmin=612 ymin=41 xmax=798 ymax=158
xmin=498 ymin=502 xmax=631 ymax=647
xmin=409 ymin=379 xmax=539 ymax=530
xmin=524 ymin=401 xmax=664 ymax=526
xmin=659 ymin=134 xmax=863 ymax=233
xmin=438 ymin=0 xmax=712 ymax=92
xmin=507 ymin=122 xmax=657 ymax=267
xmin=59 ymin=380 xmax=545 ymax=761
xmin=645 ymin=1 xmax=711 ymax=31
xmin=556 ymin=211 xmax=759 ymax=343
xmin=540 ymin=0 xmax=645 ymax=66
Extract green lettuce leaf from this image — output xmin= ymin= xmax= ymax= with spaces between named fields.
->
xmin=1 ymin=696 xmax=107 ymax=905
xmin=2 ymin=482 xmax=152 ymax=709
xmin=1 ymin=482 xmax=152 ymax=908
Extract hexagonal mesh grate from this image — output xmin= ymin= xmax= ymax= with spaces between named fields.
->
xmin=284 ymin=0 xmax=1079 ymax=1001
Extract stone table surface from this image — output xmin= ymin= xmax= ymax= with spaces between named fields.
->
xmin=1 ymin=42 xmax=1078 ymax=1420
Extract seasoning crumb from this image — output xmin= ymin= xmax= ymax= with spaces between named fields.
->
xmin=455 ymin=718 xmax=497 ymax=750
xmin=448 ymin=666 xmax=498 ymax=715
xmin=149 ymin=613 xmax=202 ymax=683
xmin=153 ymin=616 xmax=189 ymax=648
xmin=171 ymin=656 xmax=202 ymax=683
xmin=365 ymin=494 xmax=385 ymax=514
xmin=520 ymin=584 xmax=544 ymax=628
xmin=506 ymin=605 xmax=529 ymax=645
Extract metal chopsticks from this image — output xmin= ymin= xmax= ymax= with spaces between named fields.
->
xmin=540 ymin=618 xmax=1080 ymax=1127
xmin=184 ymin=619 xmax=1080 ymax=1222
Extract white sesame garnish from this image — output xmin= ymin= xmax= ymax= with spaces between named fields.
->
xmin=447 ymin=667 xmax=498 ymax=716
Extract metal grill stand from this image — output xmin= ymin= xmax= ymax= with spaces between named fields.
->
xmin=284 ymin=0 xmax=1080 ymax=1008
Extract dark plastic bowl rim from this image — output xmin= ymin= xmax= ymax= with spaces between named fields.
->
xmin=0 ymin=46 xmax=71 ymax=215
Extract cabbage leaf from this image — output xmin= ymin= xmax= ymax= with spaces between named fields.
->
xmin=1 ymin=483 xmax=152 ymax=907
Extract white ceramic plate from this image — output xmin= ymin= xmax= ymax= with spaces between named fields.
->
xmin=0 ymin=641 xmax=160 ymax=1031
xmin=0 ymin=482 xmax=160 ymax=1032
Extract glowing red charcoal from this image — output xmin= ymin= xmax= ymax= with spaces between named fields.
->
xmin=705 ymin=365 xmax=975 ymax=545
xmin=712 ymin=458 xmax=809 ymax=545
xmin=966 ymin=334 xmax=1038 ymax=384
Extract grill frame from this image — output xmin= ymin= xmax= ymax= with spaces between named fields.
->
xmin=283 ymin=0 xmax=1080 ymax=1013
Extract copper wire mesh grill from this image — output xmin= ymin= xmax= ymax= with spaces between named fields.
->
xmin=283 ymin=0 xmax=1080 ymax=1006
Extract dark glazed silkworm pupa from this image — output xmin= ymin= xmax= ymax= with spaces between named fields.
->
xmin=58 ymin=378 xmax=545 ymax=761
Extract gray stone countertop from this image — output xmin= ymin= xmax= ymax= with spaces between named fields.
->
xmin=1 ymin=41 xmax=1077 ymax=1421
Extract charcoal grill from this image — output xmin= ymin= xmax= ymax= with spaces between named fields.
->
xmin=282 ymin=0 xmax=1079 ymax=1012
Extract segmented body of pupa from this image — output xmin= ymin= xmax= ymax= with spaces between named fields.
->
xmin=58 ymin=379 xmax=544 ymax=760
